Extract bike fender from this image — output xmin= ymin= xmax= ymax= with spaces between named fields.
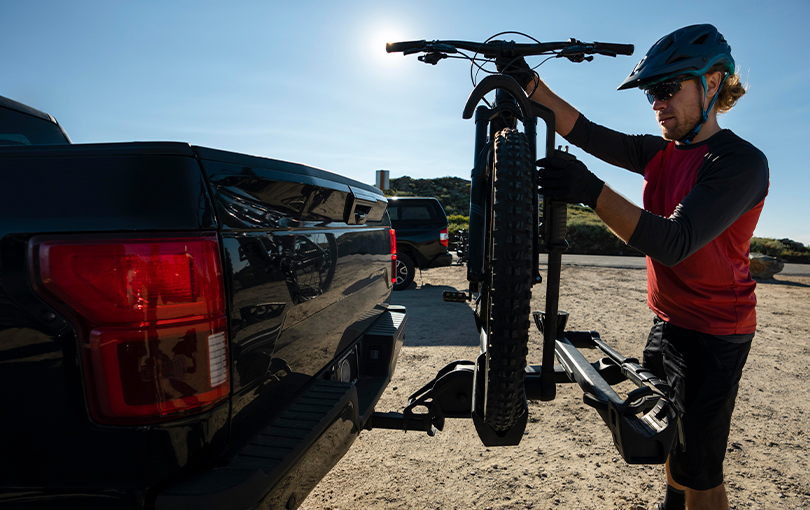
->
xmin=462 ymin=75 xmax=534 ymax=120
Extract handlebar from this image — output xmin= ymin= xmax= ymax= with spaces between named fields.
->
xmin=593 ymin=41 xmax=635 ymax=56
xmin=386 ymin=38 xmax=633 ymax=61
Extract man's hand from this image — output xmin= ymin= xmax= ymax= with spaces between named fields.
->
xmin=495 ymin=55 xmax=536 ymax=90
xmin=537 ymin=154 xmax=604 ymax=209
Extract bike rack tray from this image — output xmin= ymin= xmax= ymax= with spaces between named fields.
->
xmin=530 ymin=311 xmax=679 ymax=464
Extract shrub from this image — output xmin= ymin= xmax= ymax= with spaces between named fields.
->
xmin=564 ymin=205 xmax=642 ymax=256
xmin=447 ymin=215 xmax=469 ymax=245
xmin=751 ymin=237 xmax=810 ymax=263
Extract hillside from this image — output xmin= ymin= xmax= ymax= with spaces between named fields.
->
xmin=385 ymin=176 xmax=470 ymax=217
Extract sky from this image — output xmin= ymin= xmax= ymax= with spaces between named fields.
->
xmin=3 ymin=0 xmax=809 ymax=244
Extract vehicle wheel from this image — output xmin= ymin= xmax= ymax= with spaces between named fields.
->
xmin=482 ymin=128 xmax=534 ymax=432
xmin=393 ymin=253 xmax=415 ymax=291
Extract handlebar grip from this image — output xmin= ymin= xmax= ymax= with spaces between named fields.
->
xmin=386 ymin=40 xmax=427 ymax=53
xmin=593 ymin=42 xmax=634 ymax=56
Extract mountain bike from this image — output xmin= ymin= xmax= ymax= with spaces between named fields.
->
xmin=386 ymin=35 xmax=636 ymax=442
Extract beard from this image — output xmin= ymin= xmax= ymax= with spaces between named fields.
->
xmin=660 ymin=108 xmax=703 ymax=141
xmin=658 ymin=87 xmax=704 ymax=142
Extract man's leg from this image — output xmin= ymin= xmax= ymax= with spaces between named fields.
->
xmin=684 ymin=483 xmax=729 ymax=510
xmin=661 ymin=328 xmax=752 ymax=510
xmin=662 ymin=459 xmax=686 ymax=509
xmin=666 ymin=458 xmax=728 ymax=510
xmin=644 ymin=321 xmax=751 ymax=510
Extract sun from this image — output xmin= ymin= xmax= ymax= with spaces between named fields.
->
xmin=368 ymin=25 xmax=411 ymax=63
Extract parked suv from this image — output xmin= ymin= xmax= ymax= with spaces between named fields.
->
xmin=388 ymin=197 xmax=453 ymax=290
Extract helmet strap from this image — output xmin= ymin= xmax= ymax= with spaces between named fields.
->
xmin=678 ymin=73 xmax=727 ymax=145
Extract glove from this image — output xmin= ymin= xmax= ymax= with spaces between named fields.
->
xmin=537 ymin=155 xmax=604 ymax=209
xmin=495 ymin=55 xmax=536 ymax=90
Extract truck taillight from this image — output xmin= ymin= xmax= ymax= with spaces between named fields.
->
xmin=390 ymin=228 xmax=397 ymax=285
xmin=30 ymin=234 xmax=230 ymax=425
xmin=440 ymin=227 xmax=449 ymax=248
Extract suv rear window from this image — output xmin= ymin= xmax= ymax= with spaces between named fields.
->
xmin=388 ymin=199 xmax=446 ymax=223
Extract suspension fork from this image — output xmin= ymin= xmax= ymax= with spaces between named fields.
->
xmin=466 ymin=105 xmax=491 ymax=291
xmin=467 ymin=89 xmax=525 ymax=290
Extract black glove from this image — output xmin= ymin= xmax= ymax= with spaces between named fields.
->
xmin=495 ymin=55 xmax=536 ymax=90
xmin=537 ymin=154 xmax=604 ymax=209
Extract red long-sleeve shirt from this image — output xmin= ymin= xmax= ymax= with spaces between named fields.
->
xmin=565 ymin=116 xmax=769 ymax=336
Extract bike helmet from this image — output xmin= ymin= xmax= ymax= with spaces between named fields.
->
xmin=618 ymin=24 xmax=736 ymax=144
xmin=618 ymin=24 xmax=734 ymax=90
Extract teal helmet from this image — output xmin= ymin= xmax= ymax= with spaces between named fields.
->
xmin=618 ymin=24 xmax=735 ymax=91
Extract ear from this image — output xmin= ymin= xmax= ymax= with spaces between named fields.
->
xmin=705 ymin=71 xmax=725 ymax=99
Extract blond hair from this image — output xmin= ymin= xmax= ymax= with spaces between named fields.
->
xmin=710 ymin=62 xmax=747 ymax=114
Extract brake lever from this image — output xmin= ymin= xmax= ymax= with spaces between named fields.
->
xmin=558 ymin=45 xmax=595 ymax=63
xmin=419 ymin=52 xmax=448 ymax=65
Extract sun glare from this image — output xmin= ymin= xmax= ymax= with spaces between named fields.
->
xmin=369 ymin=25 xmax=409 ymax=64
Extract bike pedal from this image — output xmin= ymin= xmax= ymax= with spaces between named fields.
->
xmin=442 ymin=291 xmax=469 ymax=303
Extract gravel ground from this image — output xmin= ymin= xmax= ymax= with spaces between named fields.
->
xmin=300 ymin=264 xmax=810 ymax=510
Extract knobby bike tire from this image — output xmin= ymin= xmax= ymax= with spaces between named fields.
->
xmin=483 ymin=127 xmax=534 ymax=432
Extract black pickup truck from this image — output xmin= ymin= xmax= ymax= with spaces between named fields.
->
xmin=0 ymin=95 xmax=406 ymax=509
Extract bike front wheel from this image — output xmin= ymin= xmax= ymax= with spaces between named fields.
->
xmin=482 ymin=127 xmax=535 ymax=432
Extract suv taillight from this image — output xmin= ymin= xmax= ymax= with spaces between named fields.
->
xmin=390 ymin=228 xmax=397 ymax=284
xmin=29 ymin=234 xmax=230 ymax=425
xmin=440 ymin=227 xmax=449 ymax=248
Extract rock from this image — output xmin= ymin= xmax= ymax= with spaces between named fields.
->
xmin=749 ymin=252 xmax=784 ymax=279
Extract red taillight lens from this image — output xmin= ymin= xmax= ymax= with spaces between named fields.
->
xmin=440 ymin=227 xmax=449 ymax=248
xmin=89 ymin=317 xmax=228 ymax=421
xmin=390 ymin=228 xmax=397 ymax=285
xmin=37 ymin=238 xmax=223 ymax=324
xmin=31 ymin=234 xmax=230 ymax=425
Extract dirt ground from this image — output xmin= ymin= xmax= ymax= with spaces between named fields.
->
xmin=300 ymin=263 xmax=810 ymax=510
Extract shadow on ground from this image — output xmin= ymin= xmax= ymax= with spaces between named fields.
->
xmin=390 ymin=284 xmax=479 ymax=347
xmin=755 ymin=276 xmax=810 ymax=288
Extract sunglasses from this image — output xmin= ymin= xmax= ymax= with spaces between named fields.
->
xmin=644 ymin=76 xmax=693 ymax=104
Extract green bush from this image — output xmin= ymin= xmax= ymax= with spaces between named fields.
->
xmin=750 ymin=237 xmax=810 ymax=263
xmin=384 ymin=176 xmax=470 ymax=216
xmin=564 ymin=205 xmax=642 ymax=256
xmin=447 ymin=215 xmax=469 ymax=246
xmin=565 ymin=222 xmax=642 ymax=256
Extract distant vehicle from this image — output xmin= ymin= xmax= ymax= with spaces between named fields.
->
xmin=388 ymin=196 xmax=453 ymax=290
xmin=0 ymin=95 xmax=405 ymax=509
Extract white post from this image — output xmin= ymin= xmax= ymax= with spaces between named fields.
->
xmin=375 ymin=170 xmax=390 ymax=191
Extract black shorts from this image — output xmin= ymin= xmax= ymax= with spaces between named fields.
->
xmin=642 ymin=316 xmax=752 ymax=490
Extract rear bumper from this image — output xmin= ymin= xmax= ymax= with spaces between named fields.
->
xmin=155 ymin=306 xmax=406 ymax=510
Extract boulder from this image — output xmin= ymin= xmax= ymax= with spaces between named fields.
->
xmin=749 ymin=252 xmax=784 ymax=280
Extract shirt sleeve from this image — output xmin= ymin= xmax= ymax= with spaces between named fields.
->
xmin=564 ymin=115 xmax=667 ymax=176
xmin=628 ymin=139 xmax=770 ymax=266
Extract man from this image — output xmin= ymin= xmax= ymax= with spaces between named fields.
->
xmin=499 ymin=24 xmax=768 ymax=510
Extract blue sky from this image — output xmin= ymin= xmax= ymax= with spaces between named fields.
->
xmin=3 ymin=1 xmax=808 ymax=243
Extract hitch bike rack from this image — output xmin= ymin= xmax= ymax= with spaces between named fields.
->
xmin=366 ymin=309 xmax=678 ymax=464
